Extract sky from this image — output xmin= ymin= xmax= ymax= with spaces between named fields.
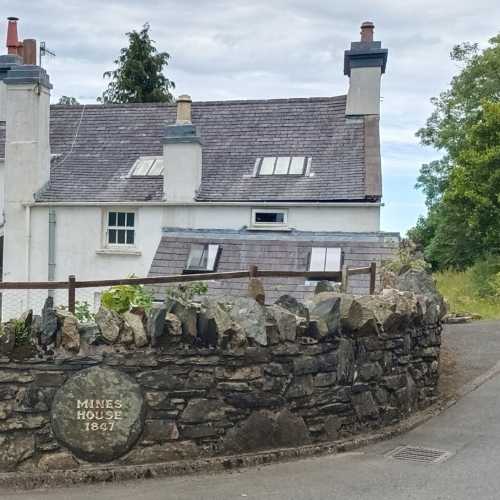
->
xmin=2 ymin=0 xmax=499 ymax=234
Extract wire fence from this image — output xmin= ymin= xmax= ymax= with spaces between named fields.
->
xmin=0 ymin=263 xmax=377 ymax=321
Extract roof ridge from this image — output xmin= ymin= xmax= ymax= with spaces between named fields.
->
xmin=50 ymin=95 xmax=347 ymax=110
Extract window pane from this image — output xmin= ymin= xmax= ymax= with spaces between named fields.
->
xmin=206 ymin=244 xmax=220 ymax=271
xmin=274 ymin=157 xmax=290 ymax=175
xmin=117 ymin=230 xmax=126 ymax=244
xmin=134 ymin=158 xmax=154 ymax=175
xmin=108 ymin=212 xmax=116 ymax=226
xmin=309 ymin=248 xmax=326 ymax=271
xmin=186 ymin=244 xmax=205 ymax=269
xmin=325 ymin=248 xmax=342 ymax=271
xmin=108 ymin=229 xmax=116 ymax=244
xmin=126 ymin=213 xmax=135 ymax=227
xmin=289 ymin=157 xmax=306 ymax=175
xmin=259 ymin=157 xmax=275 ymax=175
xmin=117 ymin=212 xmax=126 ymax=226
xmin=148 ymin=158 xmax=164 ymax=175
xmin=255 ymin=211 xmax=285 ymax=224
xmin=126 ymin=230 xmax=135 ymax=245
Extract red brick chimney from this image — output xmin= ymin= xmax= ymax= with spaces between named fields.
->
xmin=5 ymin=17 xmax=37 ymax=64
xmin=6 ymin=17 xmax=21 ymax=55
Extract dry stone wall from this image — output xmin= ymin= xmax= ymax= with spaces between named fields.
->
xmin=0 ymin=280 xmax=443 ymax=473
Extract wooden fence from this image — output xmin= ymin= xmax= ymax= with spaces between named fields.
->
xmin=0 ymin=263 xmax=377 ymax=313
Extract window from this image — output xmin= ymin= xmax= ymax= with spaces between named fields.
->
xmin=308 ymin=247 xmax=342 ymax=272
xmin=251 ymin=208 xmax=288 ymax=229
xmin=184 ymin=244 xmax=220 ymax=273
xmin=129 ymin=156 xmax=164 ymax=176
xmin=107 ymin=211 xmax=135 ymax=246
xmin=256 ymin=156 xmax=308 ymax=176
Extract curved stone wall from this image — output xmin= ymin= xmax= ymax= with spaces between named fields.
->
xmin=0 ymin=288 xmax=442 ymax=472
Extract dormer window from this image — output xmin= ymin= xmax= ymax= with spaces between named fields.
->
xmin=129 ymin=156 xmax=164 ymax=176
xmin=255 ymin=157 xmax=309 ymax=176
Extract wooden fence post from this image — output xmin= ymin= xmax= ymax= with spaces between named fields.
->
xmin=369 ymin=262 xmax=377 ymax=295
xmin=341 ymin=265 xmax=348 ymax=293
xmin=248 ymin=264 xmax=258 ymax=278
xmin=68 ymin=275 xmax=76 ymax=313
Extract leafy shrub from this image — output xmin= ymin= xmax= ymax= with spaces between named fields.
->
xmin=74 ymin=301 xmax=95 ymax=323
xmin=165 ymin=282 xmax=208 ymax=302
xmin=469 ymin=255 xmax=500 ymax=298
xmin=101 ymin=284 xmax=153 ymax=313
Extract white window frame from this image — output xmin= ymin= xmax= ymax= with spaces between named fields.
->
xmin=256 ymin=157 xmax=308 ymax=176
xmin=184 ymin=243 xmax=221 ymax=274
xmin=103 ymin=209 xmax=137 ymax=249
xmin=128 ymin=156 xmax=164 ymax=177
xmin=306 ymin=247 xmax=343 ymax=285
xmin=250 ymin=208 xmax=289 ymax=230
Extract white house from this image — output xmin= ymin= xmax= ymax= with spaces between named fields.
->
xmin=0 ymin=18 xmax=398 ymax=318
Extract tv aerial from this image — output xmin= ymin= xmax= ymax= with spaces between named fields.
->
xmin=39 ymin=41 xmax=55 ymax=66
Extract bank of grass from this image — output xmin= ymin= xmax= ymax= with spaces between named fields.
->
xmin=435 ymin=269 xmax=500 ymax=320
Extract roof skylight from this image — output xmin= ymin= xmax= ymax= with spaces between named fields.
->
xmin=255 ymin=156 xmax=308 ymax=176
xmin=130 ymin=156 xmax=164 ymax=176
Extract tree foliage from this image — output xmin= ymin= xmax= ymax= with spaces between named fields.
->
xmin=410 ymin=35 xmax=500 ymax=269
xmin=58 ymin=96 xmax=79 ymax=105
xmin=99 ymin=23 xmax=175 ymax=104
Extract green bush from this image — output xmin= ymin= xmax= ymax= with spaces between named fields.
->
xmin=469 ymin=255 xmax=500 ymax=298
xmin=101 ymin=284 xmax=153 ymax=313
xmin=74 ymin=301 xmax=95 ymax=323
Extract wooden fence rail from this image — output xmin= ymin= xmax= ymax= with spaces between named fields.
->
xmin=0 ymin=262 xmax=377 ymax=313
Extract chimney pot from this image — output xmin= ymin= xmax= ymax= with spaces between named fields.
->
xmin=6 ymin=16 xmax=21 ymax=55
xmin=22 ymin=38 xmax=36 ymax=64
xmin=176 ymin=94 xmax=192 ymax=124
xmin=360 ymin=21 xmax=375 ymax=43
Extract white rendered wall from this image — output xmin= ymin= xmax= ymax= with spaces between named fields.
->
xmin=162 ymin=204 xmax=380 ymax=232
xmin=346 ymin=66 xmax=382 ymax=116
xmin=164 ymin=142 xmax=202 ymax=202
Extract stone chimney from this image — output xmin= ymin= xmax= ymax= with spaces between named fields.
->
xmin=162 ymin=95 xmax=202 ymax=202
xmin=344 ymin=21 xmax=388 ymax=116
xmin=0 ymin=25 xmax=52 ymax=281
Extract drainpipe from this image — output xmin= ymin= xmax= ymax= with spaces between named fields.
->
xmin=48 ymin=208 xmax=56 ymax=297
xmin=24 ymin=204 xmax=31 ymax=306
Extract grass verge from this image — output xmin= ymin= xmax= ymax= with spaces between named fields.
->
xmin=435 ymin=269 xmax=500 ymax=319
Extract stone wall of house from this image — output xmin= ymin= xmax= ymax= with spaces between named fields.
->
xmin=0 ymin=282 xmax=443 ymax=473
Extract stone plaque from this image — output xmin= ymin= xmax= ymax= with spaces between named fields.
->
xmin=51 ymin=366 xmax=145 ymax=462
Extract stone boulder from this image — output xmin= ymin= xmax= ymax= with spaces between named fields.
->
xmin=275 ymin=295 xmax=309 ymax=319
xmin=229 ymin=297 xmax=268 ymax=346
xmin=147 ymin=306 xmax=167 ymax=347
xmin=0 ymin=322 xmax=16 ymax=355
xmin=95 ymin=306 xmax=122 ymax=344
xmin=305 ymin=292 xmax=341 ymax=338
xmin=40 ymin=297 xmax=58 ymax=346
xmin=198 ymin=298 xmax=235 ymax=347
xmin=56 ymin=310 xmax=80 ymax=353
xmin=123 ymin=311 xmax=149 ymax=347
xmin=314 ymin=281 xmax=340 ymax=294
xmin=267 ymin=305 xmax=297 ymax=342
xmin=396 ymin=269 xmax=446 ymax=320
xmin=165 ymin=313 xmax=182 ymax=337
xmin=165 ymin=296 xmax=199 ymax=339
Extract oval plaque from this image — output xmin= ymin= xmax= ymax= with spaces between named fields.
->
xmin=51 ymin=366 xmax=145 ymax=462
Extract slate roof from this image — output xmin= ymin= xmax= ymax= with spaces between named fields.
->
xmin=149 ymin=228 xmax=399 ymax=302
xmin=23 ymin=95 xmax=375 ymax=203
